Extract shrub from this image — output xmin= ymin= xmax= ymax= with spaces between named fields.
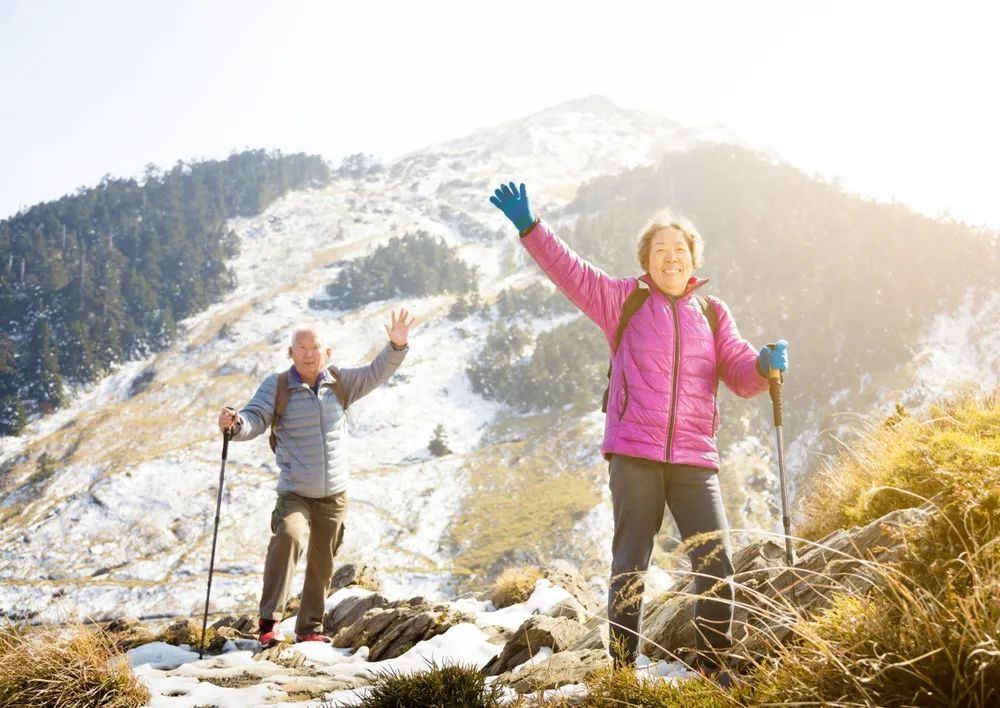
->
xmin=0 ymin=622 xmax=150 ymax=707
xmin=492 ymin=566 xmax=544 ymax=609
xmin=357 ymin=662 xmax=505 ymax=708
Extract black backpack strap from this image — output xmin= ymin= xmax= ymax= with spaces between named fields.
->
xmin=269 ymin=371 xmax=290 ymax=452
xmin=602 ymin=283 xmax=650 ymax=413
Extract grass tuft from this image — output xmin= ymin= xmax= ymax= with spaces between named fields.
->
xmin=0 ymin=622 xmax=150 ymax=707
xmin=492 ymin=566 xmax=544 ymax=609
xmin=357 ymin=661 xmax=506 ymax=708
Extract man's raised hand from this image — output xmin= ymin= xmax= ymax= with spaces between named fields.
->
xmin=385 ymin=308 xmax=416 ymax=348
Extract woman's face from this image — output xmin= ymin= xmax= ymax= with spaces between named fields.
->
xmin=647 ymin=227 xmax=694 ymax=297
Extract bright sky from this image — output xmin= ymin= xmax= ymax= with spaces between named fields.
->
xmin=2 ymin=0 xmax=998 ymax=228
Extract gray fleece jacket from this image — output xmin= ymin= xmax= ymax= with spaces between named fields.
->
xmin=232 ymin=342 xmax=408 ymax=498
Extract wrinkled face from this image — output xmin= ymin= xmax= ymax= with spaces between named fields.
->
xmin=647 ymin=227 xmax=694 ymax=297
xmin=288 ymin=331 xmax=331 ymax=379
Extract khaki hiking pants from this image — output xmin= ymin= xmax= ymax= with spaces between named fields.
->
xmin=259 ymin=491 xmax=347 ymax=635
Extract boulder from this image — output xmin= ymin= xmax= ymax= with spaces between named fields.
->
xmin=639 ymin=505 xmax=934 ymax=664
xmin=331 ymin=599 xmax=475 ymax=661
xmin=323 ymin=592 xmax=388 ymax=636
xmin=332 ymin=563 xmax=383 ymax=592
xmin=542 ymin=559 xmax=600 ymax=615
xmin=484 ymin=616 xmax=589 ymax=675
xmin=500 ymin=649 xmax=608 ymax=693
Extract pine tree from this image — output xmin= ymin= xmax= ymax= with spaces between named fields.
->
xmin=25 ymin=320 xmax=64 ymax=414
xmin=428 ymin=424 xmax=452 ymax=457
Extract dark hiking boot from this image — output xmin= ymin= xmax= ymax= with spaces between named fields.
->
xmin=258 ymin=619 xmax=285 ymax=647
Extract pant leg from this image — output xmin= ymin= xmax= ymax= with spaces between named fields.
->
xmin=607 ymin=454 xmax=668 ymax=666
xmin=259 ymin=493 xmax=311 ymax=621
xmin=664 ymin=465 xmax=735 ymax=655
xmin=295 ymin=492 xmax=348 ymax=635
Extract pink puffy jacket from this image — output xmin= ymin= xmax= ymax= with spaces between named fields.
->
xmin=521 ymin=221 xmax=768 ymax=469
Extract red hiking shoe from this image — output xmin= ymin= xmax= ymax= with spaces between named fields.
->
xmin=258 ymin=619 xmax=285 ymax=647
xmin=295 ymin=632 xmax=331 ymax=643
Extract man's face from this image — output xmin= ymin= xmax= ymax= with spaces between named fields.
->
xmin=288 ymin=331 xmax=331 ymax=379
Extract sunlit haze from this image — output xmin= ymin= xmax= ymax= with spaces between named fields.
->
xmin=2 ymin=0 xmax=998 ymax=228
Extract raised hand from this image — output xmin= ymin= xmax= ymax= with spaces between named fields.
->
xmin=489 ymin=182 xmax=537 ymax=233
xmin=385 ymin=308 xmax=416 ymax=348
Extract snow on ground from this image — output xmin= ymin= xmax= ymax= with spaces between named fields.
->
xmin=130 ymin=584 xmax=695 ymax=707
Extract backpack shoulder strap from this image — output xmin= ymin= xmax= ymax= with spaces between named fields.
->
xmin=269 ymin=371 xmax=290 ymax=452
xmin=327 ymin=365 xmax=347 ymax=411
xmin=613 ymin=282 xmax=651 ymax=353
xmin=602 ymin=282 xmax=650 ymax=413
xmin=697 ymin=295 xmax=719 ymax=340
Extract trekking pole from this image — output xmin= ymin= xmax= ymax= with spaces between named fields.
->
xmin=766 ymin=346 xmax=795 ymax=569
xmin=198 ymin=429 xmax=231 ymax=659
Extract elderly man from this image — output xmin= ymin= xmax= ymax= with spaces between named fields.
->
xmin=218 ymin=308 xmax=415 ymax=646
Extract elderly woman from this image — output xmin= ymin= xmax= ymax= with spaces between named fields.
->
xmin=490 ymin=182 xmax=788 ymax=677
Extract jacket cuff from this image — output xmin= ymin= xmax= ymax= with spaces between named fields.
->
xmin=390 ymin=342 xmax=409 ymax=351
xmin=518 ymin=218 xmax=542 ymax=238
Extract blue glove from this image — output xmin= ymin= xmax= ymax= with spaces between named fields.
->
xmin=489 ymin=182 xmax=537 ymax=233
xmin=757 ymin=340 xmax=789 ymax=377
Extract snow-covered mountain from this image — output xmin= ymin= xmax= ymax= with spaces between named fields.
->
xmin=0 ymin=97 xmax=739 ymax=621
xmin=1 ymin=95 xmax=995 ymax=625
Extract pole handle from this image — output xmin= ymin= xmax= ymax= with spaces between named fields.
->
xmin=222 ymin=429 xmax=231 ymax=460
xmin=766 ymin=343 xmax=783 ymax=427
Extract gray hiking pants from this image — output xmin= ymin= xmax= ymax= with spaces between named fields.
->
xmin=608 ymin=454 xmax=734 ymax=666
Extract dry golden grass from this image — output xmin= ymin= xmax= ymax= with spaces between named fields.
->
xmin=0 ymin=622 xmax=150 ymax=707
xmin=798 ymin=388 xmax=999 ymax=541
xmin=492 ymin=565 xmax=545 ymax=609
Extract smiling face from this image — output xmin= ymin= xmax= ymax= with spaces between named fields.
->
xmin=288 ymin=329 xmax=332 ymax=383
xmin=647 ymin=227 xmax=694 ymax=297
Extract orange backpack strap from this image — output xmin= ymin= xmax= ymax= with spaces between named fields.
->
xmin=269 ymin=371 xmax=290 ymax=452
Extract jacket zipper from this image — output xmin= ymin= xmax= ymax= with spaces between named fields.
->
xmin=314 ymin=388 xmax=327 ymax=497
xmin=665 ymin=297 xmax=680 ymax=462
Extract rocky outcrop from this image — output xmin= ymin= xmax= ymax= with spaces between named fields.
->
xmin=542 ymin=559 xmax=600 ymax=617
xmin=640 ymin=505 xmax=933 ymax=664
xmin=332 ymin=563 xmax=384 ymax=592
xmin=484 ymin=616 xmax=589 ymax=675
xmin=330 ymin=597 xmax=475 ymax=661
xmin=499 ymin=649 xmax=608 ymax=693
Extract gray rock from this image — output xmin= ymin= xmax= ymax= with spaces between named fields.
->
xmin=330 ymin=599 xmax=474 ymax=661
xmin=484 ymin=616 xmax=589 ymax=675
xmin=323 ymin=592 xmax=388 ymax=636
xmin=332 ymin=563 xmax=383 ymax=592
xmin=639 ymin=505 xmax=934 ymax=664
xmin=500 ymin=648 xmax=608 ymax=693
xmin=543 ymin=559 xmax=600 ymax=615
xmin=545 ymin=596 xmax=586 ymax=622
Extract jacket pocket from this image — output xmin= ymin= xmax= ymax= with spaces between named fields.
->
xmin=618 ymin=374 xmax=630 ymax=422
xmin=712 ymin=398 xmax=720 ymax=436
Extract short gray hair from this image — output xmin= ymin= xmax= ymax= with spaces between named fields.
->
xmin=636 ymin=209 xmax=705 ymax=271
xmin=289 ymin=327 xmax=324 ymax=348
